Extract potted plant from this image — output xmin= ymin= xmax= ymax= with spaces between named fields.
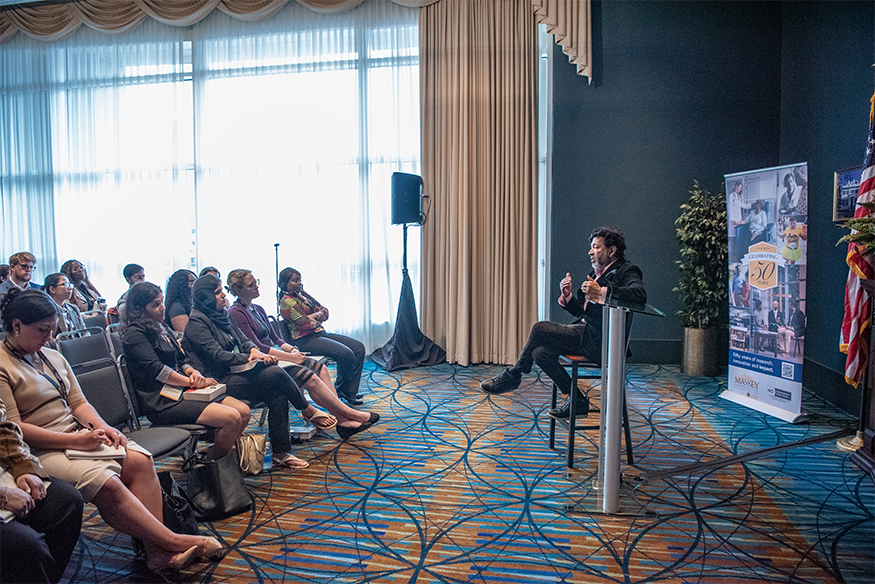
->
xmin=674 ymin=180 xmax=729 ymax=376
xmin=837 ymin=201 xmax=875 ymax=252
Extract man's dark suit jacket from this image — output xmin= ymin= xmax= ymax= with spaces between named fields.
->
xmin=768 ymin=309 xmax=784 ymax=332
xmin=559 ymin=258 xmax=646 ymax=364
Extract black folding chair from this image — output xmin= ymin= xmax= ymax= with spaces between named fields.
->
xmin=105 ymin=323 xmax=123 ymax=359
xmin=118 ymin=355 xmax=214 ymax=459
xmin=75 ymin=358 xmax=192 ymax=460
xmin=57 ymin=327 xmax=114 ymax=373
xmin=80 ymin=310 xmax=108 ymax=330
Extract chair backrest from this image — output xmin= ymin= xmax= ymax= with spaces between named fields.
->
xmin=106 ymin=323 xmax=123 ymax=359
xmin=269 ymin=315 xmax=293 ymax=345
xmin=57 ymin=326 xmax=113 ymax=367
xmin=118 ymin=355 xmax=145 ymax=419
xmin=74 ymin=357 xmax=138 ymax=431
xmin=80 ymin=310 xmax=108 ymax=330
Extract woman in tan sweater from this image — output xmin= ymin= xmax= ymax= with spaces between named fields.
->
xmin=0 ymin=288 xmax=222 ymax=577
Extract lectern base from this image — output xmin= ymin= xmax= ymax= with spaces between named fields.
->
xmin=561 ymin=466 xmax=658 ymax=518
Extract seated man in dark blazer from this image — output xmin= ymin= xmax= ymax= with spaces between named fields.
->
xmin=480 ymin=226 xmax=646 ymax=419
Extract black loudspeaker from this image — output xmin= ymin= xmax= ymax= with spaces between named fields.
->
xmin=391 ymin=172 xmax=423 ymax=225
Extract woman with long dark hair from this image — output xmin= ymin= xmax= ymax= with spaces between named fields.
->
xmin=277 ymin=268 xmax=366 ymax=405
xmin=122 ymin=282 xmax=250 ymax=462
xmin=59 ymin=260 xmax=101 ymax=313
xmin=0 ymin=289 xmax=222 ymax=576
xmin=164 ymin=269 xmax=196 ymax=333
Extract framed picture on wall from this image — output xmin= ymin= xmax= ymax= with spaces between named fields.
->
xmin=834 ymin=165 xmax=863 ymax=222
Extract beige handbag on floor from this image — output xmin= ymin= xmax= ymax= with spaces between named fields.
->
xmin=235 ymin=433 xmax=267 ymax=475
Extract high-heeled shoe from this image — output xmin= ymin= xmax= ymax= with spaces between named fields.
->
xmin=196 ymin=536 xmax=225 ymax=562
xmin=368 ymin=412 xmax=380 ymax=424
xmin=146 ymin=545 xmax=198 ymax=578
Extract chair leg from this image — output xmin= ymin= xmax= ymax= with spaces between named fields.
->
xmin=566 ymin=362 xmax=579 ymax=468
xmin=258 ymin=406 xmax=268 ymax=426
xmin=622 ymin=391 xmax=634 ymax=466
xmin=549 ymin=380 xmax=558 ymax=450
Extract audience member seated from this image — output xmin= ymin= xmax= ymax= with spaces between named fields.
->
xmin=164 ymin=270 xmax=196 ymax=334
xmin=122 ymin=282 xmax=249 ymax=461
xmin=164 ymin=269 xmax=197 ymax=334
xmin=198 ymin=267 xmax=229 ymax=308
xmin=182 ymin=276 xmax=336 ymax=467
xmin=60 ymin=260 xmax=101 ymax=313
xmin=114 ymin=264 xmax=145 ymax=322
xmin=0 ymin=400 xmax=83 ymax=584
xmin=277 ymin=268 xmax=366 ymax=406
xmin=199 ymin=266 xmax=220 ymax=279
xmin=0 ymin=252 xmax=41 ymax=303
xmin=0 ymin=289 xmax=223 ymax=577
xmin=0 ymin=264 xmax=8 ymax=284
xmin=227 ymin=270 xmax=377 ymax=438
xmin=43 ymin=274 xmax=86 ymax=339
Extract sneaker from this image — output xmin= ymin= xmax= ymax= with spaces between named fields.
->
xmin=479 ymin=369 xmax=521 ymax=394
xmin=548 ymin=393 xmax=590 ymax=419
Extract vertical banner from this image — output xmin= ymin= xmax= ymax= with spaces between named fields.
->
xmin=723 ymin=163 xmax=808 ymax=423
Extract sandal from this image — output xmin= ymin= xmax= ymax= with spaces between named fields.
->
xmin=303 ymin=409 xmax=337 ymax=430
xmin=273 ymin=452 xmax=310 ymax=469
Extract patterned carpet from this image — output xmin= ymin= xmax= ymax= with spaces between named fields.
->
xmin=61 ymin=362 xmax=874 ymax=583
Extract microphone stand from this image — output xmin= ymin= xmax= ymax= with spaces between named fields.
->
xmin=274 ymin=243 xmax=280 ymax=314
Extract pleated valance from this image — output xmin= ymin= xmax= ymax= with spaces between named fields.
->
xmin=532 ymin=0 xmax=591 ymax=81
xmin=0 ymin=0 xmax=438 ymax=43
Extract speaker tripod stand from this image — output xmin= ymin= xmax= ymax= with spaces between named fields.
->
xmin=372 ymin=223 xmax=446 ymax=371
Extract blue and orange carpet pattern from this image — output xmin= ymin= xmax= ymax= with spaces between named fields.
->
xmin=62 ymin=362 xmax=873 ymax=583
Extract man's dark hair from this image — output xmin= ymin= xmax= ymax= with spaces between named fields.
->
xmin=123 ymin=263 xmax=144 ymax=280
xmin=590 ymin=226 xmax=626 ymax=258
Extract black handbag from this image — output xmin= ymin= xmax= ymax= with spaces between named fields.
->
xmin=182 ymin=452 xmax=253 ymax=522
xmin=132 ymin=471 xmax=199 ymax=557
xmin=157 ymin=471 xmax=199 ymax=535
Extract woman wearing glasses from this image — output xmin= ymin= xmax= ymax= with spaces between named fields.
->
xmin=0 ymin=289 xmax=222 ymax=576
xmin=42 ymin=274 xmax=86 ymax=340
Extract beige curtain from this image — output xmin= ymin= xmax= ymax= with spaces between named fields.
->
xmin=420 ymin=0 xmax=538 ymax=366
xmin=532 ymin=0 xmax=591 ymax=80
xmin=0 ymin=0 xmax=438 ymax=43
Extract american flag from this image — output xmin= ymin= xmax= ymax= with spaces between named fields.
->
xmin=841 ymin=91 xmax=875 ymax=388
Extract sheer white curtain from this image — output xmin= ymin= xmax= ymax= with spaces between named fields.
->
xmin=0 ymin=0 xmax=419 ymax=351
xmin=1 ymin=19 xmax=194 ymax=303
xmin=193 ymin=0 xmax=419 ymax=350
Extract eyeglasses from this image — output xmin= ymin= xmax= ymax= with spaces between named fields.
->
xmin=17 ymin=264 xmax=35 ymax=271
xmin=245 ymin=279 xmax=260 ymax=289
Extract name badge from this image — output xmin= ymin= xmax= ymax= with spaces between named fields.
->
xmin=160 ymin=385 xmax=183 ymax=401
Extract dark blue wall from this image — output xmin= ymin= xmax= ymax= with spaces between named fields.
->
xmin=551 ymin=1 xmax=874 ymax=412
xmin=779 ymin=1 xmax=875 ymax=413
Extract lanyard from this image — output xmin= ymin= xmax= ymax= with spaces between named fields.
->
xmin=3 ymin=339 xmax=68 ymax=402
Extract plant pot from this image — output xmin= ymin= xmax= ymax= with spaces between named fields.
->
xmin=682 ymin=327 xmax=722 ymax=377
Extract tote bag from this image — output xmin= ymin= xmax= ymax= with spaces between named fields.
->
xmin=182 ymin=452 xmax=252 ymax=522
